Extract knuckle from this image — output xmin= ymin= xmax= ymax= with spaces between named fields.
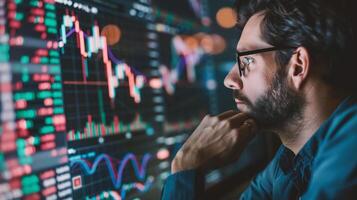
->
xmin=203 ymin=114 xmax=210 ymax=120
xmin=200 ymin=115 xmax=210 ymax=124
xmin=230 ymin=132 xmax=241 ymax=146
xmin=224 ymin=132 xmax=238 ymax=146
xmin=210 ymin=116 xmax=219 ymax=123
xmin=203 ymin=126 xmax=214 ymax=133
xmin=223 ymin=119 xmax=238 ymax=129
xmin=231 ymin=133 xmax=239 ymax=144
xmin=211 ymin=116 xmax=219 ymax=121
xmin=218 ymin=119 xmax=229 ymax=127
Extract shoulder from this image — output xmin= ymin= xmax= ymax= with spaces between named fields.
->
xmin=302 ymin=96 xmax=357 ymax=199
xmin=316 ymin=96 xmax=357 ymax=147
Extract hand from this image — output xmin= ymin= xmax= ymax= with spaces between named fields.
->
xmin=171 ymin=110 xmax=257 ymax=173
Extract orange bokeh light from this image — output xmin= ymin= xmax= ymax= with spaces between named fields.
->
xmin=184 ymin=36 xmax=199 ymax=50
xmin=200 ymin=34 xmax=227 ymax=55
xmin=211 ymin=34 xmax=227 ymax=55
xmin=101 ymin=24 xmax=121 ymax=46
xmin=216 ymin=7 xmax=237 ymax=29
xmin=200 ymin=34 xmax=214 ymax=54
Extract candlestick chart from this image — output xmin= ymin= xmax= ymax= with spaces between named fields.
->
xmin=0 ymin=0 xmax=217 ymax=199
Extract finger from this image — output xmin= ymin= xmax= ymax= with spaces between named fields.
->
xmin=193 ymin=110 xmax=239 ymax=138
xmin=225 ymin=112 xmax=251 ymax=128
xmin=210 ymin=110 xmax=239 ymax=124
xmin=199 ymin=110 xmax=238 ymax=129
xmin=195 ymin=114 xmax=212 ymax=130
xmin=217 ymin=110 xmax=239 ymax=120
xmin=190 ymin=115 xmax=215 ymax=141
xmin=220 ymin=119 xmax=257 ymax=157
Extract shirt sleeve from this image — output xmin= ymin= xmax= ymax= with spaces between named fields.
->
xmin=161 ymin=146 xmax=283 ymax=200
xmin=302 ymin=109 xmax=357 ymax=199
xmin=161 ymin=170 xmax=204 ymax=200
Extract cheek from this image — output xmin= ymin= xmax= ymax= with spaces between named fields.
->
xmin=243 ymin=69 xmax=270 ymax=103
xmin=243 ymin=55 xmax=276 ymax=102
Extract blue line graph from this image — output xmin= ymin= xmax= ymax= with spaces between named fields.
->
xmin=70 ymin=153 xmax=152 ymax=189
xmin=85 ymin=175 xmax=154 ymax=200
xmin=120 ymin=177 xmax=154 ymax=199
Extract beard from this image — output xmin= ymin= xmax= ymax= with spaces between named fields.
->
xmin=234 ymin=68 xmax=305 ymax=130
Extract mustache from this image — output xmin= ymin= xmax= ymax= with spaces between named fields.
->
xmin=232 ymin=90 xmax=251 ymax=104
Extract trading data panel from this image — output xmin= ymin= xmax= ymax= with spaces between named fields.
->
xmin=0 ymin=0 xmax=71 ymax=199
xmin=1 ymin=0 xmax=215 ymax=199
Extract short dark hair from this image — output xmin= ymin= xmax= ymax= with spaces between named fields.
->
xmin=235 ymin=0 xmax=357 ymax=92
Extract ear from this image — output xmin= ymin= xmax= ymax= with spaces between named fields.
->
xmin=287 ymin=47 xmax=310 ymax=90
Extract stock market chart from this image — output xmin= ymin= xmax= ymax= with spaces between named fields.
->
xmin=57 ymin=0 xmax=167 ymax=199
xmin=0 ymin=0 xmax=71 ymax=199
xmin=0 ymin=0 xmax=218 ymax=199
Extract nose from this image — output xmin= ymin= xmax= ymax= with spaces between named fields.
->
xmin=224 ymin=64 xmax=243 ymax=90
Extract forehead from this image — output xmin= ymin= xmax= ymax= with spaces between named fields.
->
xmin=237 ymin=12 xmax=270 ymax=51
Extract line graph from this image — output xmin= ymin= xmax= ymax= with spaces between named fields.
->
xmin=85 ymin=177 xmax=154 ymax=200
xmin=71 ymin=152 xmax=154 ymax=199
xmin=70 ymin=153 xmax=152 ymax=189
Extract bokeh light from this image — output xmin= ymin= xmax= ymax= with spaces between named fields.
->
xmin=101 ymin=24 xmax=121 ymax=46
xmin=216 ymin=7 xmax=237 ymax=29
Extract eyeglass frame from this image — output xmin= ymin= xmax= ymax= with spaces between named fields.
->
xmin=236 ymin=46 xmax=296 ymax=77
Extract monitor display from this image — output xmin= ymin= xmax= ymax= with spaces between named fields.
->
xmin=0 ymin=0 xmax=269 ymax=199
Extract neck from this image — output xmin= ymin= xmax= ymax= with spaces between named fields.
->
xmin=277 ymin=84 xmax=347 ymax=155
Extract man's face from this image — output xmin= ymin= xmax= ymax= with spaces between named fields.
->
xmin=224 ymin=12 xmax=304 ymax=129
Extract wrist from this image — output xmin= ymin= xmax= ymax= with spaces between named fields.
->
xmin=171 ymin=149 xmax=198 ymax=173
xmin=171 ymin=158 xmax=181 ymax=173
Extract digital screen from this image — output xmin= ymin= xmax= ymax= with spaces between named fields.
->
xmin=56 ymin=1 xmax=165 ymax=199
xmin=0 ymin=0 xmax=212 ymax=199
xmin=0 ymin=0 xmax=71 ymax=199
xmin=0 ymin=0 xmax=268 ymax=199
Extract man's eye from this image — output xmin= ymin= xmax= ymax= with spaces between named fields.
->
xmin=241 ymin=56 xmax=254 ymax=67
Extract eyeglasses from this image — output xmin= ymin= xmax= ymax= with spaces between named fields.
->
xmin=236 ymin=47 xmax=296 ymax=77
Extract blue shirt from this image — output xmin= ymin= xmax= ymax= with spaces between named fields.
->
xmin=161 ymin=96 xmax=357 ymax=199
